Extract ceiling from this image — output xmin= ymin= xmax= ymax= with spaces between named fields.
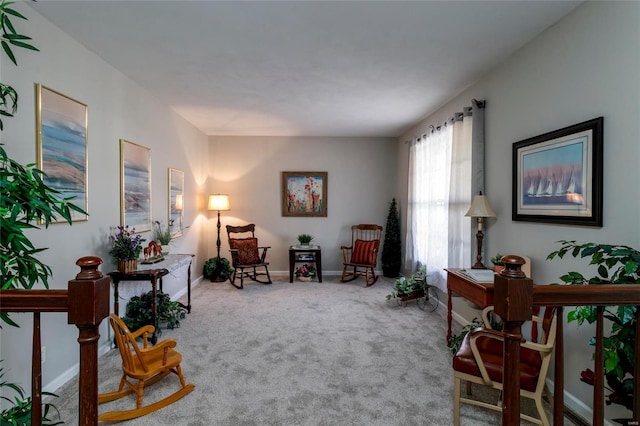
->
xmin=29 ymin=1 xmax=582 ymax=138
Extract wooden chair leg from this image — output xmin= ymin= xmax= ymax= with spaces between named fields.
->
xmin=454 ymin=376 xmax=462 ymax=426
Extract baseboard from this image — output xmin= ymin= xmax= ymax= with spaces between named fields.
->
xmin=43 ymin=340 xmax=112 ymax=395
xmin=545 ymin=380 xmax=615 ymax=426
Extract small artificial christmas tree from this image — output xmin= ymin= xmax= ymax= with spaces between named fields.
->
xmin=381 ymin=198 xmax=401 ymax=278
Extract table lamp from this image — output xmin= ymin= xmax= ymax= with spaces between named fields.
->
xmin=464 ymin=191 xmax=496 ymax=269
xmin=207 ymin=194 xmax=231 ymax=281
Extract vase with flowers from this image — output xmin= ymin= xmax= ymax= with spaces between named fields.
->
xmin=109 ymin=225 xmax=145 ymax=273
xmin=294 ymin=264 xmax=317 ymax=282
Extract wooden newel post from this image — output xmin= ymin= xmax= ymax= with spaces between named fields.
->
xmin=493 ymin=255 xmax=533 ymax=425
xmin=67 ymin=256 xmax=111 ymax=426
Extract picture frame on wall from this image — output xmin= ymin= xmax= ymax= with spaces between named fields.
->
xmin=168 ymin=168 xmax=184 ymax=238
xmin=281 ymin=171 xmax=328 ymax=217
xmin=120 ymin=139 xmax=152 ymax=232
xmin=512 ymin=117 xmax=603 ymax=226
xmin=36 ymin=83 xmax=88 ymax=222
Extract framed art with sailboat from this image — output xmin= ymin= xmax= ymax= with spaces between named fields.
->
xmin=512 ymin=117 xmax=603 ymax=226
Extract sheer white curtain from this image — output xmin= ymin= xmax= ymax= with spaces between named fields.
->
xmin=406 ymin=124 xmax=452 ymax=292
xmin=405 ymin=100 xmax=485 ymax=293
xmin=448 ymin=111 xmax=473 ymax=270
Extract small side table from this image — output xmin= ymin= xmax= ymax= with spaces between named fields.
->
xmin=108 ymin=268 xmax=169 ymax=344
xmin=289 ymin=245 xmax=322 ymax=283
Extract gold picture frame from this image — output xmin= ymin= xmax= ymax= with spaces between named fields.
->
xmin=168 ymin=168 xmax=184 ymax=238
xmin=36 ymin=84 xmax=88 ymax=222
xmin=120 ymin=139 xmax=152 ymax=232
xmin=281 ymin=171 xmax=328 ymax=217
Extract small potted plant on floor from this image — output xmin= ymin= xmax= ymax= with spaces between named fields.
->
xmin=386 ymin=265 xmax=427 ymax=301
xmin=203 ymin=257 xmax=233 ymax=282
xmin=297 ymin=234 xmax=313 ymax=247
xmin=294 ymin=263 xmax=317 ymax=282
xmin=123 ymin=290 xmax=187 ymax=334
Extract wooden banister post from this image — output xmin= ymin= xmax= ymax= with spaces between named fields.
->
xmin=494 ymin=255 xmax=533 ymax=425
xmin=67 ymin=256 xmax=111 ymax=426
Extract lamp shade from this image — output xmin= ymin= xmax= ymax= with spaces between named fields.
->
xmin=208 ymin=194 xmax=230 ymax=211
xmin=465 ymin=193 xmax=496 ymax=218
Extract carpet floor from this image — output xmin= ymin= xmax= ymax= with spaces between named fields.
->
xmin=53 ymin=276 xmax=572 ymax=425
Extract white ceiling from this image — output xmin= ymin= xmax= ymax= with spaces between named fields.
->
xmin=29 ymin=1 xmax=582 ymax=137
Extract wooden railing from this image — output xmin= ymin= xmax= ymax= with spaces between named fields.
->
xmin=0 ymin=257 xmax=110 ymax=426
xmin=496 ymin=256 xmax=640 ymax=425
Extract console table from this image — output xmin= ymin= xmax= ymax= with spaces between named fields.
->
xmin=444 ymin=268 xmax=495 ymax=347
xmin=108 ymin=254 xmax=194 ymax=344
xmin=289 ymin=245 xmax=322 ymax=283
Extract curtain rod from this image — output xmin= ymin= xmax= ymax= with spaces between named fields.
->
xmin=404 ymin=99 xmax=486 ymax=144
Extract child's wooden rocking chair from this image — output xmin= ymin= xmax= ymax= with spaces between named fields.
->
xmin=98 ymin=314 xmax=194 ymax=422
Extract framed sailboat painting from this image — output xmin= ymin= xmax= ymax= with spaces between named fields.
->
xmin=512 ymin=117 xmax=603 ymax=226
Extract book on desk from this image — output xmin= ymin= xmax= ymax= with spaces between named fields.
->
xmin=457 ymin=268 xmax=496 ymax=283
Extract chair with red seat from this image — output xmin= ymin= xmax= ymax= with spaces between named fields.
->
xmin=226 ymin=224 xmax=272 ymax=289
xmin=340 ymin=224 xmax=383 ymax=287
xmin=452 ymin=305 xmax=557 ymax=426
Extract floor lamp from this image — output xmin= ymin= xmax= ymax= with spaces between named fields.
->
xmin=464 ymin=191 xmax=496 ymax=269
xmin=208 ymin=194 xmax=231 ymax=282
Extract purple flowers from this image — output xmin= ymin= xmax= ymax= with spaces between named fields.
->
xmin=109 ymin=225 xmax=145 ymax=262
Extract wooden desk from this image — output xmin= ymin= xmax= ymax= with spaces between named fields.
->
xmin=108 ymin=254 xmax=195 ymax=344
xmin=108 ymin=268 xmax=168 ymax=344
xmin=445 ymin=268 xmax=495 ymax=346
xmin=289 ymin=245 xmax=322 ymax=283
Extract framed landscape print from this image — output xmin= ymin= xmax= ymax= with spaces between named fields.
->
xmin=120 ymin=139 xmax=152 ymax=232
xmin=36 ymin=84 xmax=88 ymax=222
xmin=168 ymin=168 xmax=184 ymax=238
xmin=281 ymin=171 xmax=328 ymax=217
xmin=512 ymin=117 xmax=603 ymax=226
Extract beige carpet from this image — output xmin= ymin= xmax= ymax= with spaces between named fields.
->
xmin=53 ymin=276 xmax=568 ymax=425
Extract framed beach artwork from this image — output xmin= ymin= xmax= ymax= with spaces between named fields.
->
xmin=512 ymin=117 xmax=603 ymax=226
xmin=36 ymin=84 xmax=88 ymax=222
xmin=281 ymin=171 xmax=328 ymax=217
xmin=120 ymin=139 xmax=152 ymax=232
xmin=168 ymin=168 xmax=184 ymax=238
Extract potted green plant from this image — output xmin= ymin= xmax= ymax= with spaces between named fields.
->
xmin=203 ymin=257 xmax=233 ymax=282
xmin=447 ymin=317 xmax=485 ymax=356
xmin=381 ymin=198 xmax=401 ymax=278
xmin=490 ymin=253 xmax=505 ymax=273
xmin=386 ymin=265 xmax=427 ymax=301
xmin=297 ymin=234 xmax=313 ymax=246
xmin=1 ymin=364 xmax=62 ymax=426
xmin=153 ymin=220 xmax=173 ymax=252
xmin=294 ymin=263 xmax=317 ymax=282
xmin=547 ymin=240 xmax=640 ymax=416
xmin=122 ymin=290 xmax=187 ymax=334
xmin=1 ymin=0 xmax=86 ymax=309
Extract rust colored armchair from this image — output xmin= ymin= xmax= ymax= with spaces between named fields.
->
xmin=340 ymin=224 xmax=383 ymax=287
xmin=452 ymin=306 xmax=557 ymax=426
xmin=226 ymin=224 xmax=272 ymax=289
xmin=98 ymin=314 xmax=194 ymax=422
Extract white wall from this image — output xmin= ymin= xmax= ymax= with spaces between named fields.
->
xmin=397 ymin=2 xmax=640 ymax=421
xmin=208 ymin=136 xmax=397 ymax=275
xmin=0 ymin=4 xmax=210 ymax=395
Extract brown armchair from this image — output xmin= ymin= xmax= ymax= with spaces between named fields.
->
xmin=452 ymin=305 xmax=557 ymax=426
xmin=340 ymin=224 xmax=383 ymax=287
xmin=226 ymin=224 xmax=272 ymax=289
